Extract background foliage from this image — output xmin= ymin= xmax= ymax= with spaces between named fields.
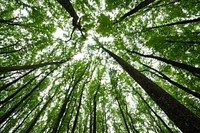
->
xmin=0 ymin=0 xmax=199 ymax=132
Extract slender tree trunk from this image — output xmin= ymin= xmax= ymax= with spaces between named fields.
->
xmin=0 ymin=60 xmax=65 ymax=72
xmin=102 ymin=46 xmax=200 ymax=132
xmin=71 ymin=81 xmax=87 ymax=133
xmin=52 ymin=65 xmax=88 ymax=133
xmin=11 ymin=101 xmax=42 ymax=133
xmin=89 ymin=101 xmax=93 ymax=133
xmin=93 ymin=97 xmax=97 ymax=133
xmin=135 ymin=91 xmax=173 ymax=133
xmin=25 ymin=92 xmax=57 ymax=132
xmin=0 ymin=73 xmax=41 ymax=104
xmin=116 ymin=97 xmax=130 ymax=133
xmin=0 ymin=48 xmax=23 ymax=55
xmin=150 ymin=17 xmax=200 ymax=29
xmin=124 ymin=103 xmax=139 ymax=133
xmin=66 ymin=98 xmax=77 ymax=133
xmin=0 ymin=69 xmax=34 ymax=92
xmin=56 ymin=96 xmax=77 ymax=133
xmin=93 ymin=85 xmax=99 ymax=133
xmin=83 ymin=113 xmax=89 ymax=133
xmin=165 ymin=40 xmax=200 ymax=45
xmin=0 ymin=67 xmax=56 ymax=125
xmin=0 ymin=71 xmax=21 ymax=80
xmin=0 ymin=19 xmax=23 ymax=26
xmin=103 ymin=104 xmax=108 ymax=133
xmin=142 ymin=63 xmax=200 ymax=99
xmin=114 ymin=0 xmax=155 ymax=24
xmin=52 ymin=82 xmax=76 ymax=133
xmin=142 ymin=1 xmax=176 ymax=13
xmin=0 ymin=41 xmax=19 ymax=50
xmin=0 ymin=109 xmax=20 ymax=131
xmin=127 ymin=49 xmax=200 ymax=75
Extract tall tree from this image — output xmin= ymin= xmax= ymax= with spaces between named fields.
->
xmin=150 ymin=17 xmax=200 ymax=29
xmin=1 ymin=0 xmax=200 ymax=132
xmin=0 ymin=69 xmax=34 ymax=92
xmin=135 ymin=90 xmax=173 ymax=133
xmin=0 ymin=61 xmax=66 ymax=72
xmin=0 ymin=67 xmax=56 ymax=125
xmin=127 ymin=49 xmax=200 ymax=75
xmin=71 ymin=80 xmax=88 ymax=133
xmin=141 ymin=63 xmax=200 ymax=99
xmin=52 ymin=64 xmax=88 ymax=133
xmin=114 ymin=0 xmax=156 ymax=24
xmin=102 ymin=46 xmax=200 ymax=132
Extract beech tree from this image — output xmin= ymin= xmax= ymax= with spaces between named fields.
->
xmin=0 ymin=0 xmax=200 ymax=133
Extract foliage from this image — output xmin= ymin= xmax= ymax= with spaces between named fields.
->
xmin=0 ymin=0 xmax=200 ymax=132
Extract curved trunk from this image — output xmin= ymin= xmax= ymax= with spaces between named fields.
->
xmin=102 ymin=46 xmax=200 ymax=132
xmin=93 ymin=87 xmax=99 ymax=133
xmin=56 ymin=0 xmax=79 ymax=26
xmin=124 ymin=103 xmax=139 ymax=133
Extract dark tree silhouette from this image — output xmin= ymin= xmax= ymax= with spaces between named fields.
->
xmin=102 ymin=46 xmax=200 ymax=132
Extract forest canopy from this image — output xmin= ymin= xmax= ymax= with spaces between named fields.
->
xmin=0 ymin=0 xmax=200 ymax=132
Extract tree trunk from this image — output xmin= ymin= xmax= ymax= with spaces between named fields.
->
xmin=150 ymin=17 xmax=200 ymax=29
xmin=56 ymin=0 xmax=79 ymax=26
xmin=0 ymin=69 xmax=34 ymax=92
xmin=93 ymin=85 xmax=99 ymax=133
xmin=0 ymin=73 xmax=41 ymax=104
xmin=124 ymin=103 xmax=139 ymax=133
xmin=142 ymin=63 xmax=200 ymax=99
xmin=114 ymin=0 xmax=155 ymax=24
xmin=165 ymin=40 xmax=200 ymax=45
xmin=102 ymin=46 xmax=200 ymax=132
xmin=116 ymin=97 xmax=130 ymax=133
xmin=71 ymin=81 xmax=87 ymax=133
xmin=0 ymin=67 xmax=55 ymax=125
xmin=0 ymin=60 xmax=65 ymax=72
xmin=135 ymin=90 xmax=173 ymax=133
xmin=52 ymin=82 xmax=76 ymax=133
xmin=0 ymin=41 xmax=19 ymax=50
xmin=11 ymin=101 xmax=42 ymax=133
xmin=65 ymin=98 xmax=77 ymax=133
xmin=52 ymin=65 xmax=88 ymax=133
xmin=89 ymin=101 xmax=93 ymax=133
xmin=83 ymin=113 xmax=89 ymax=133
xmin=25 ymin=93 xmax=56 ymax=132
xmin=127 ymin=49 xmax=200 ymax=75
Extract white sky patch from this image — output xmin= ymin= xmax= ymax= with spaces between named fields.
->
xmin=84 ymin=36 xmax=96 ymax=45
xmin=47 ymin=11 xmax=52 ymax=17
xmin=13 ymin=9 xmax=20 ymax=16
xmin=99 ymin=36 xmax=114 ymax=43
xmin=53 ymin=27 xmax=66 ymax=39
xmin=73 ymin=53 xmax=85 ymax=60
xmin=14 ymin=9 xmax=29 ymax=17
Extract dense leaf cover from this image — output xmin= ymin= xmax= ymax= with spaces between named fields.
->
xmin=0 ymin=0 xmax=200 ymax=132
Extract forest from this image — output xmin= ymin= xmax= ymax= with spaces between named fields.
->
xmin=0 ymin=0 xmax=200 ymax=132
